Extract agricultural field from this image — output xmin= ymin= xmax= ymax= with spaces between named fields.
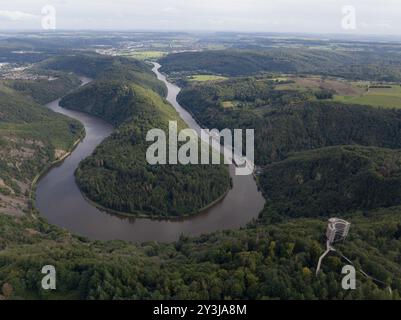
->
xmin=273 ymin=75 xmax=401 ymax=108
xmin=274 ymin=75 xmax=364 ymax=96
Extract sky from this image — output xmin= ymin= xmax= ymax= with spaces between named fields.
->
xmin=0 ymin=0 xmax=400 ymax=35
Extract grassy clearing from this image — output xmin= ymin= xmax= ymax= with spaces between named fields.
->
xmin=188 ymin=74 xmax=228 ymax=82
xmin=275 ymin=76 xmax=363 ymax=95
xmin=334 ymin=84 xmax=401 ymax=108
xmin=221 ymin=101 xmax=235 ymax=109
xmin=272 ymin=74 xmax=401 ymax=108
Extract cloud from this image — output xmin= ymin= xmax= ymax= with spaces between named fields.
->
xmin=0 ymin=10 xmax=38 ymax=21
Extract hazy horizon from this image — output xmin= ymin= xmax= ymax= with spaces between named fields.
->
xmin=1 ymin=0 xmax=401 ymax=36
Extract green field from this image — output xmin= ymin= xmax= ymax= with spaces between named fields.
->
xmin=334 ymin=85 xmax=401 ymax=108
xmin=272 ymin=75 xmax=401 ymax=109
xmin=188 ymin=74 xmax=228 ymax=82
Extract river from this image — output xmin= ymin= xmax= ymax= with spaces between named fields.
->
xmin=35 ymin=65 xmax=265 ymax=243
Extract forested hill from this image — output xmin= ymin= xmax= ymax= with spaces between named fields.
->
xmin=178 ymin=80 xmax=401 ymax=165
xmin=0 ymin=82 xmax=83 ymax=216
xmin=59 ymin=70 xmax=230 ymax=217
xmin=255 ymin=102 xmax=401 ymax=164
xmin=40 ymin=53 xmax=167 ymax=96
xmin=259 ymin=146 xmax=401 ymax=221
xmin=60 ymin=80 xmax=151 ymax=127
xmin=160 ymin=49 xmax=401 ymax=81
xmin=3 ymin=71 xmax=81 ymax=105
xmin=1 ymin=207 xmax=400 ymax=299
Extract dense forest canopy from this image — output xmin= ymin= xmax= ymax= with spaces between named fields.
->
xmin=40 ymin=53 xmax=167 ymax=96
xmin=161 ymin=49 xmax=401 ymax=82
xmin=259 ymin=145 xmax=401 ymax=220
xmin=1 ymin=208 xmax=400 ymax=300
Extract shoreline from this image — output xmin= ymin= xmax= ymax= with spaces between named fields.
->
xmin=29 ymin=128 xmax=86 ymax=213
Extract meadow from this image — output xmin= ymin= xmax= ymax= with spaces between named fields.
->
xmin=333 ymin=84 xmax=401 ymax=109
xmin=187 ymin=74 xmax=228 ymax=82
xmin=274 ymin=75 xmax=363 ymax=95
xmin=273 ymin=75 xmax=401 ymax=109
